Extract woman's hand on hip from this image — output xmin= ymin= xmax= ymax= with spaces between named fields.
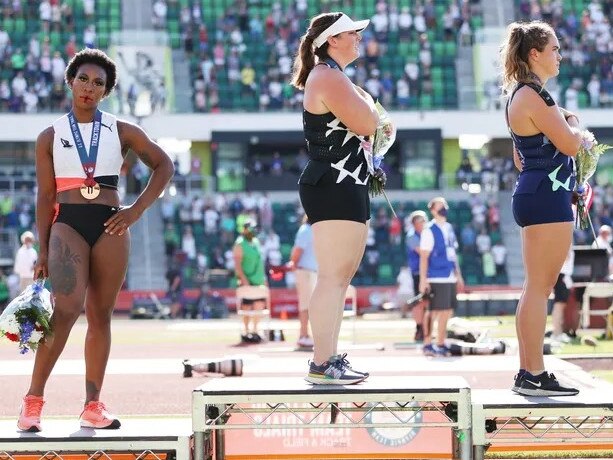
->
xmin=104 ymin=205 xmax=141 ymax=236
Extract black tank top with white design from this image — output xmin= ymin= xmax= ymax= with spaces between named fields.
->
xmin=299 ymin=59 xmax=369 ymax=187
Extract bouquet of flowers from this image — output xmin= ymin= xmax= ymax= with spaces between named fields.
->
xmin=366 ymin=101 xmax=397 ymax=215
xmin=0 ymin=280 xmax=53 ymax=354
xmin=574 ymin=129 xmax=612 ymax=230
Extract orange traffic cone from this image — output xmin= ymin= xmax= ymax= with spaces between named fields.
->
xmin=280 ymin=309 xmax=288 ymax=321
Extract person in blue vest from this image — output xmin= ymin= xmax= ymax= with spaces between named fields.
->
xmin=406 ymin=210 xmax=428 ymax=341
xmin=419 ymin=197 xmax=464 ymax=357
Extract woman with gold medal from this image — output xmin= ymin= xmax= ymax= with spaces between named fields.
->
xmin=17 ymin=49 xmax=174 ymax=432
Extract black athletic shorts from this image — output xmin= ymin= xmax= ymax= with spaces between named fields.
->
xmin=428 ymin=282 xmax=458 ymax=311
xmin=299 ymin=163 xmax=370 ymax=224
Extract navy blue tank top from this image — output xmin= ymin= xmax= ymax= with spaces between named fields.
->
xmin=506 ymin=82 xmax=575 ymax=196
xmin=298 ymin=58 xmax=370 ymax=187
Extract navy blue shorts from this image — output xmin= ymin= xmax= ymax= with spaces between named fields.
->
xmin=512 ymin=178 xmax=573 ymax=227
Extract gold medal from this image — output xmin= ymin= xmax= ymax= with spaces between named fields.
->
xmin=80 ymin=182 xmax=101 ymax=200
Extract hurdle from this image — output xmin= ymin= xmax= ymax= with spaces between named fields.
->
xmin=0 ymin=418 xmax=192 ymax=460
xmin=192 ymin=376 xmax=472 ymax=460
xmin=471 ymin=389 xmax=613 ymax=459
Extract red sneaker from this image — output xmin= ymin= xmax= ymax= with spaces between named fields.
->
xmin=79 ymin=401 xmax=121 ymax=429
xmin=17 ymin=395 xmax=44 ymax=432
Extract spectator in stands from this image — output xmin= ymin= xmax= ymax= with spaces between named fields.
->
xmin=500 ymin=21 xmax=582 ymax=396
xmin=491 ymin=241 xmax=507 ymax=277
xmin=475 ymin=228 xmax=491 ymax=254
xmin=258 ymin=192 xmax=273 ymax=230
xmin=406 ymin=210 xmax=428 ymax=339
xmin=0 ymin=27 xmax=9 ymax=58
xmin=152 ymin=0 xmax=167 ymax=30
xmin=287 ymin=216 xmax=317 ymax=349
xmin=83 ymin=25 xmax=96 ymax=49
xmin=13 ymin=230 xmax=37 ymax=293
xmin=0 ymin=79 xmax=10 ymax=110
xmin=83 ymin=0 xmax=94 ymax=19
xmin=18 ymin=49 xmax=174 ymax=432
xmin=460 ymin=223 xmax=477 ymax=252
xmin=564 ymin=79 xmax=580 ymax=111
xmin=396 ymin=76 xmax=410 ymax=108
xmin=419 ymin=198 xmax=463 ymax=357
xmin=587 ymin=74 xmax=601 ymax=108
xmin=207 ymin=245 xmax=223 ymax=271
xmin=180 ymin=225 xmax=196 ymax=261
xmin=233 ymin=219 xmax=267 ymax=344
xmin=163 ymin=223 xmax=180 ymax=264
xmin=291 ymin=12 xmax=381 ymax=385
xmin=166 ymin=261 xmax=184 ymax=318
xmin=398 ymin=6 xmax=412 ymax=39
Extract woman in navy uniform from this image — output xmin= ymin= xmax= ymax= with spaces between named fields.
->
xmin=500 ymin=21 xmax=582 ymax=396
xmin=291 ymin=12 xmax=384 ymax=385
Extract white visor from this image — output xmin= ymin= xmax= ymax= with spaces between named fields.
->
xmin=313 ymin=13 xmax=370 ymax=48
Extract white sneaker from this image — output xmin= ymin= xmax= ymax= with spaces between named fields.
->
xmin=551 ymin=333 xmax=572 ymax=344
xmin=297 ymin=336 xmax=314 ymax=348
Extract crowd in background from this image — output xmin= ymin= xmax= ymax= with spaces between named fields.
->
xmin=0 ymin=0 xmax=101 ymax=113
xmin=152 ymin=0 xmax=483 ymax=112
xmin=159 ymin=187 xmax=510 ymax=288
xmin=516 ymin=0 xmax=613 ymax=109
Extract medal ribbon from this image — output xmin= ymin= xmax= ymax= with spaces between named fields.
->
xmin=68 ymin=109 xmax=102 ymax=187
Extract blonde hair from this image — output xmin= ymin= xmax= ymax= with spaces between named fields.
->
xmin=291 ymin=12 xmax=342 ymax=89
xmin=499 ymin=21 xmax=555 ymax=94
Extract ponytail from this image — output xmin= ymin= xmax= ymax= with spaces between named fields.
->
xmin=291 ymin=12 xmax=342 ymax=90
xmin=291 ymin=34 xmax=317 ymax=89
xmin=499 ymin=21 xmax=554 ymax=94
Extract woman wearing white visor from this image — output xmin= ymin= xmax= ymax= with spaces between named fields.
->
xmin=291 ymin=13 xmax=383 ymax=385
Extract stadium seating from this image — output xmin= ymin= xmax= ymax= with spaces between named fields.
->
xmin=165 ymin=0 xmax=481 ymax=112
xmin=514 ymin=0 xmax=612 ymax=108
xmin=0 ymin=0 xmax=121 ymax=112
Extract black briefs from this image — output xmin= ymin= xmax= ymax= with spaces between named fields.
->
xmin=54 ymin=203 xmax=119 ymax=247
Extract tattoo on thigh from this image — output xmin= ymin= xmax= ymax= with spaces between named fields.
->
xmin=49 ymin=236 xmax=81 ymax=295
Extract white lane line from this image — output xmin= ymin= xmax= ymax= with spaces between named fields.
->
xmin=0 ymin=355 xmax=580 ymax=376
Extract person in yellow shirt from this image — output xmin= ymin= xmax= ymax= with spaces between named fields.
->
xmin=241 ymin=62 xmax=256 ymax=96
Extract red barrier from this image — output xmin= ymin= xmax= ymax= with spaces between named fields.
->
xmin=118 ymin=286 xmax=398 ymax=318
xmin=117 ymin=284 xmax=523 ymax=318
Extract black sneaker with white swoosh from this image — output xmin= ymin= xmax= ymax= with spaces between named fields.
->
xmin=516 ymin=372 xmax=579 ymax=396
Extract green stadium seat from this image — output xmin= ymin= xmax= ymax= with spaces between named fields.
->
xmin=377 ymin=264 xmax=394 ymax=281
xmin=433 ymin=42 xmax=445 ymax=58
xmin=470 ymin=16 xmax=483 ymax=30
xmin=444 ymin=41 xmax=457 ymax=57
xmin=419 ymin=94 xmax=433 ymax=109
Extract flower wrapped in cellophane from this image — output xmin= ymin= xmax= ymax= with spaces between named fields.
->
xmin=368 ymin=101 xmax=396 ymax=197
xmin=0 ymin=280 xmax=53 ymax=354
xmin=575 ymin=130 xmax=612 ymax=230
